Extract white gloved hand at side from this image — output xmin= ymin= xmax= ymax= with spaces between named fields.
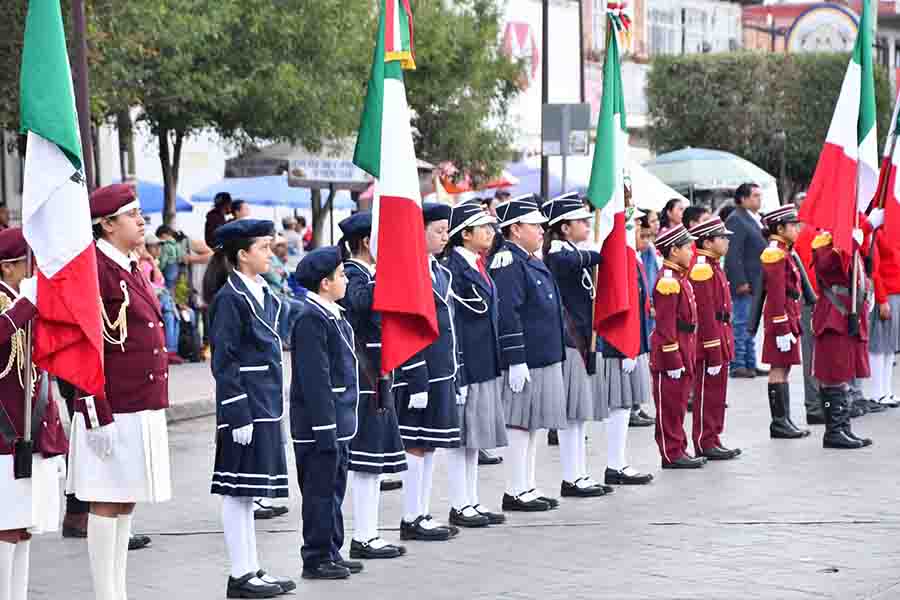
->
xmin=231 ymin=423 xmax=254 ymax=446
xmin=666 ymin=368 xmax=684 ymax=380
xmin=85 ymin=422 xmax=117 ymax=459
xmin=869 ymin=208 xmax=885 ymax=230
xmin=457 ymin=386 xmax=468 ymax=406
xmin=409 ymin=391 xmax=429 ymax=410
xmin=776 ymin=333 xmax=796 ymax=353
xmin=508 ymin=363 xmax=531 ymax=393
xmin=622 ymin=358 xmax=637 ymax=374
xmin=706 ymin=365 xmax=722 ymax=376
xmin=19 ymin=276 xmax=37 ymax=305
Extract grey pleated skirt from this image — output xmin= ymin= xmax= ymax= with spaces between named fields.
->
xmin=561 ymin=347 xmax=595 ymax=421
xmin=459 ymin=377 xmax=509 ymax=449
xmin=596 ymin=354 xmax=651 ymax=415
xmin=869 ymin=294 xmax=900 ymax=354
xmin=501 ymin=362 xmax=568 ymax=431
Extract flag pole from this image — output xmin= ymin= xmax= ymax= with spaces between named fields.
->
xmin=22 ymin=247 xmax=33 ymax=444
xmin=850 ymin=167 xmax=861 ymax=337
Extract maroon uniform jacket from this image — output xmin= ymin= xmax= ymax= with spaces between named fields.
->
xmin=75 ymin=241 xmax=169 ymax=428
xmin=761 ymin=237 xmax=803 ymax=367
xmin=0 ymin=282 xmax=67 ymax=457
xmin=689 ymin=250 xmax=734 ymax=367
xmin=650 ymin=260 xmax=697 ymax=375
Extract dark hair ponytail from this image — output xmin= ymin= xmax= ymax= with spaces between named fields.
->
xmin=201 ymin=237 xmax=256 ymax=304
xmin=541 ymin=222 xmax=566 ymax=261
xmin=660 ymin=198 xmax=681 ymax=229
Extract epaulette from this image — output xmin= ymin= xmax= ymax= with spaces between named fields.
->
xmin=689 ymin=256 xmax=713 ymax=282
xmin=548 ymin=239 xmax=566 ymax=255
xmin=489 ymin=250 xmax=513 ymax=270
xmin=656 ymin=269 xmax=681 ymax=295
xmin=812 ymin=231 xmax=833 ymax=250
xmin=761 ymin=242 xmax=785 ymax=264
xmin=0 ymin=294 xmax=11 ymax=314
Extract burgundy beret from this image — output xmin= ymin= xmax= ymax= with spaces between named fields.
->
xmin=0 ymin=228 xmax=27 ymax=263
xmin=90 ymin=184 xmax=139 ymax=221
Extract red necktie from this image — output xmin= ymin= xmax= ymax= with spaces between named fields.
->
xmin=476 ymin=255 xmax=491 ymax=286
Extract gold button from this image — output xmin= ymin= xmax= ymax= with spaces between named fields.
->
xmin=153 ymin=349 xmax=159 ymax=355
xmin=148 ymin=322 xmax=154 ymax=328
xmin=159 ymin=322 xmax=164 ymax=328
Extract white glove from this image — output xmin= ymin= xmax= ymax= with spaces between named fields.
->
xmin=53 ymin=455 xmax=67 ymax=480
xmin=409 ymin=391 xmax=428 ymax=410
xmin=706 ymin=365 xmax=722 ymax=376
xmin=666 ymin=368 xmax=684 ymax=380
xmin=19 ymin=276 xmax=37 ymax=304
xmin=85 ymin=423 xmax=117 ymax=459
xmin=622 ymin=358 xmax=637 ymax=374
xmin=853 ymin=228 xmax=864 ymax=246
xmin=232 ymin=423 xmax=254 ymax=446
xmin=776 ymin=333 xmax=796 ymax=353
xmin=869 ymin=208 xmax=885 ymax=230
xmin=508 ymin=363 xmax=531 ymax=393
xmin=457 ymin=386 xmax=468 ymax=406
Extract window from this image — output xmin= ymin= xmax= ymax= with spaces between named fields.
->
xmin=592 ymin=0 xmax=606 ymax=51
xmin=648 ymin=0 xmax=740 ymax=56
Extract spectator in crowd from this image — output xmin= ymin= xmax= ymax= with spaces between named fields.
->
xmin=682 ymin=205 xmax=710 ymax=231
xmin=718 ymin=203 xmax=736 ymax=223
xmin=140 ymin=234 xmax=183 ymax=365
xmin=298 ymin=216 xmax=313 ymax=253
xmin=231 ymin=199 xmax=251 ymax=220
xmin=487 ymin=190 xmax=510 ymax=217
xmin=643 ymin=208 xmax=660 ymax=238
xmin=659 ymin=198 xmax=686 ymax=230
xmin=724 ymin=182 xmax=767 ymax=378
xmin=262 ymin=235 xmax=305 ymax=347
xmin=282 ymin=217 xmax=301 ymax=255
xmin=156 ymin=225 xmax=185 ymax=292
xmin=205 ymin=192 xmax=232 ymax=248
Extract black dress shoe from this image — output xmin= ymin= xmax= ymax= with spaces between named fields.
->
xmin=301 ymin=561 xmax=351 ymax=580
xmin=253 ymin=506 xmax=276 ymax=520
xmin=637 ymin=409 xmax=655 ymax=422
xmin=424 ymin=515 xmax=459 ymax=537
xmin=730 ymin=368 xmax=754 ymax=379
xmin=380 ymin=479 xmax=403 ymax=492
xmin=254 ymin=499 xmax=289 ymax=518
xmin=604 ymin=467 xmax=653 ymax=485
xmin=62 ymin=525 xmax=87 ymax=539
xmin=700 ymin=446 xmax=738 ymax=460
xmin=547 ymin=429 xmax=559 ymax=446
xmin=473 ymin=504 xmax=506 ymax=524
xmin=501 ymin=492 xmax=550 ymax=512
xmin=823 ymin=430 xmax=867 ymax=449
xmin=865 ymin=399 xmax=887 ymax=413
xmin=850 ymin=399 xmax=868 ymax=418
xmin=400 ymin=516 xmax=451 ymax=541
xmin=662 ymin=455 xmax=707 ymax=469
xmin=336 ymin=558 xmax=363 ymax=574
xmin=560 ymin=479 xmax=609 ymax=497
xmin=255 ymin=570 xmax=296 ymax=593
xmin=529 ymin=490 xmax=560 ymax=509
xmin=128 ymin=535 xmax=151 ymax=551
xmin=349 ymin=538 xmax=402 ymax=559
xmin=227 ymin=573 xmax=282 ymax=598
xmin=806 ymin=413 xmax=826 ymax=425
xmin=449 ymin=507 xmax=490 ymax=528
xmin=478 ymin=449 xmax=503 ymax=465
xmin=770 ymin=421 xmax=807 ymax=439
xmin=719 ymin=445 xmax=742 ymax=457
xmin=878 ymin=395 xmax=900 ymax=408
xmin=629 ymin=412 xmax=655 ymax=427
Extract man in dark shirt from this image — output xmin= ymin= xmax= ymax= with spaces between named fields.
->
xmin=204 ymin=192 xmax=232 ymax=248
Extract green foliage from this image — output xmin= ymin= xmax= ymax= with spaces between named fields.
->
xmin=646 ymin=51 xmax=893 ymax=190
xmin=0 ymin=2 xmax=28 ymax=133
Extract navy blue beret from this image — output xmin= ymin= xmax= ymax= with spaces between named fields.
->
xmin=213 ymin=218 xmax=274 ymax=248
xmin=338 ymin=212 xmax=372 ymax=238
xmin=295 ymin=246 xmax=343 ymax=289
xmin=423 ymin=202 xmax=452 ymax=224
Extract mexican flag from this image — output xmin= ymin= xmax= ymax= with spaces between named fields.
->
xmin=585 ymin=21 xmax=640 ymax=359
xmin=799 ymin=0 xmax=877 ymax=254
xmin=353 ymin=0 xmax=437 ymax=373
xmin=874 ymin=89 xmax=900 ymax=241
xmin=19 ymin=1 xmax=105 ymax=398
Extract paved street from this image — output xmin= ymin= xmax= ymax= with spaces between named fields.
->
xmin=27 ymin=368 xmax=900 ymax=600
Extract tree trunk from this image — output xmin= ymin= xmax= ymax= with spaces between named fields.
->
xmin=310 ymin=187 xmax=337 ymax=249
xmin=91 ymin=122 xmax=101 ymax=189
xmin=158 ymin=127 xmax=184 ymax=227
xmin=116 ymin=109 xmax=134 ymax=180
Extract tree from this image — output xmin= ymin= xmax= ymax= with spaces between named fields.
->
xmin=646 ymin=52 xmax=892 ymax=197
xmin=0 ymin=2 xmax=28 ymax=133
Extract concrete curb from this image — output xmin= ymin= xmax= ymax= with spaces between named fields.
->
xmin=166 ymin=394 xmax=216 ymax=424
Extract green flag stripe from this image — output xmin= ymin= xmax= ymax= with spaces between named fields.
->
xmin=19 ymin=0 xmax=83 ymax=171
xmin=586 ymin=30 xmax=625 ymax=210
xmin=855 ymin=0 xmax=875 ymax=144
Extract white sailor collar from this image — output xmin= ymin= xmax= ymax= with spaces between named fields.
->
xmin=234 ymin=269 xmax=268 ymax=307
xmin=347 ymin=257 xmax=375 ymax=276
xmin=97 ymin=238 xmax=138 ymax=272
xmin=307 ymin=291 xmax=344 ymax=319
xmin=454 ymin=246 xmax=481 ymax=271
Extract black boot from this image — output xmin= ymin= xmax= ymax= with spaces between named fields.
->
xmin=769 ymin=383 xmax=805 ymax=439
xmin=822 ymin=387 xmax=866 ymax=449
xmin=777 ymin=382 xmax=810 ymax=437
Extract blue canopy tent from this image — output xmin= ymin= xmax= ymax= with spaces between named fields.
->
xmin=117 ymin=180 xmax=193 ymax=213
xmin=191 ymin=176 xmax=356 ymax=209
xmin=504 ymin=161 xmax=575 ymax=198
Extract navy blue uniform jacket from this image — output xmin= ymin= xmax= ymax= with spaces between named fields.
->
xmin=544 ymin=240 xmax=602 ymax=350
xmin=724 ymin=207 xmax=767 ymax=295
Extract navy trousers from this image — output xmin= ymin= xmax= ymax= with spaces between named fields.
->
xmin=295 ymin=441 xmax=349 ymax=568
xmin=731 ymin=295 xmax=757 ymax=372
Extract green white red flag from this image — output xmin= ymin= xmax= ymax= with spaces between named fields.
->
xmin=19 ymin=0 xmax=105 ymax=398
xmin=799 ymin=0 xmax=877 ymax=254
xmin=353 ymin=0 xmax=437 ymax=373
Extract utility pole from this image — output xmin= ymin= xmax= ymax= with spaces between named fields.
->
xmin=72 ymin=0 xmax=94 ymax=190
xmin=541 ymin=0 xmax=549 ymax=201
xmin=578 ymin=0 xmax=586 ymax=104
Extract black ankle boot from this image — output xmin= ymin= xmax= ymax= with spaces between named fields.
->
xmin=822 ymin=387 xmax=866 ymax=449
xmin=777 ymin=382 xmax=810 ymax=437
xmin=769 ymin=383 xmax=805 ymax=439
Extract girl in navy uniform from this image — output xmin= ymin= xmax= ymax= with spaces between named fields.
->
xmin=542 ymin=193 xmax=609 ymax=498
xmin=337 ymin=212 xmax=407 ymax=559
xmin=396 ymin=203 xmax=460 ymax=541
xmin=490 ymin=195 xmax=568 ymax=512
xmin=443 ymin=202 xmax=507 ymax=529
xmin=291 ymin=247 xmax=361 ymax=580
xmin=203 ymin=219 xmax=294 ymax=599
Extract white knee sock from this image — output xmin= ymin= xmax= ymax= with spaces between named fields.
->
xmin=607 ymin=408 xmax=630 ymax=471
xmin=557 ymin=422 xmax=580 ymax=484
xmin=222 ymin=497 xmax=251 ymax=579
xmin=420 ymin=451 xmax=435 ymax=517
xmin=526 ymin=430 xmax=538 ymax=491
xmin=9 ymin=540 xmax=27 ymax=600
xmin=352 ymin=472 xmax=382 ymax=543
xmin=244 ymin=501 xmax=260 ymax=575
xmin=447 ymin=447 xmax=469 ymax=511
xmin=865 ymin=352 xmax=883 ymax=399
xmin=0 ymin=541 xmax=14 ymax=600
xmin=465 ymin=448 xmax=480 ymax=508
xmin=87 ymin=514 xmax=118 ymax=600
xmin=505 ymin=428 xmax=530 ymax=497
xmin=577 ymin=421 xmax=589 ymax=480
xmin=114 ymin=515 xmax=131 ymax=600
xmin=402 ymin=454 xmax=423 ymax=523
xmin=883 ymin=353 xmax=894 ymax=399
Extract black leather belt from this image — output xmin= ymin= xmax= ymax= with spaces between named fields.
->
xmin=715 ymin=311 xmax=731 ymax=324
xmin=677 ymin=320 xmax=696 ymax=333
xmin=787 ymin=290 xmax=801 ymax=300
